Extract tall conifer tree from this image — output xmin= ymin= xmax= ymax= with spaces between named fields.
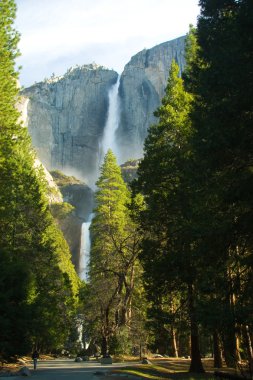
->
xmin=0 ymin=0 xmax=79 ymax=357
xmin=136 ymin=59 xmax=205 ymax=372
xmin=88 ymin=150 xmax=142 ymax=356
xmin=187 ymin=0 xmax=253 ymax=367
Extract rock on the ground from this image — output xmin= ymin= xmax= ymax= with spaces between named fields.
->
xmin=17 ymin=366 xmax=31 ymax=376
xmin=142 ymin=358 xmax=152 ymax=364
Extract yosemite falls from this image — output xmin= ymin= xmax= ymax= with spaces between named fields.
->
xmin=22 ymin=36 xmax=186 ymax=279
xmin=100 ymin=75 xmax=121 ymax=162
xmin=79 ymin=76 xmax=121 ymax=281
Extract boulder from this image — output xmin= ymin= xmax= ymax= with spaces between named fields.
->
xmin=142 ymin=358 xmax=152 ymax=364
xmin=100 ymin=356 xmax=113 ymax=365
xmin=75 ymin=357 xmax=83 ymax=362
xmin=17 ymin=366 xmax=31 ymax=376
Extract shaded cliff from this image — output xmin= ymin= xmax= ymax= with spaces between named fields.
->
xmin=50 ymin=170 xmax=94 ymax=272
xmin=120 ymin=159 xmax=140 ymax=184
xmin=117 ymin=36 xmax=186 ymax=162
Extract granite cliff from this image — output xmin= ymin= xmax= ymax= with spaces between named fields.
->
xmin=117 ymin=36 xmax=186 ymax=161
xmin=22 ymin=64 xmax=118 ymax=184
xmin=22 ymin=36 xmax=186 ymax=182
xmin=20 ymin=36 xmax=186 ymax=275
xmin=50 ymin=170 xmax=94 ymax=272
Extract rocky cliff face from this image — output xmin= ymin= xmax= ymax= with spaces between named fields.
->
xmin=22 ymin=64 xmax=118 ymax=184
xmin=50 ymin=170 xmax=94 ymax=272
xmin=22 ymin=37 xmax=186 ymax=182
xmin=20 ymin=38 xmax=186 ymax=274
xmin=117 ymin=36 xmax=186 ymax=162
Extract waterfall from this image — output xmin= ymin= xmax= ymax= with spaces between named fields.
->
xmin=79 ymin=77 xmax=121 ymax=281
xmin=79 ymin=214 xmax=93 ymax=281
xmin=100 ymin=75 xmax=121 ymax=160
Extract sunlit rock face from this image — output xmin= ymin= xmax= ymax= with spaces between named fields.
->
xmin=21 ymin=37 xmax=186 ymax=274
xmin=17 ymin=95 xmax=63 ymax=204
xmin=117 ymin=36 xmax=186 ymax=162
xmin=22 ymin=64 xmax=118 ymax=184
xmin=22 ymin=37 xmax=186 ymax=180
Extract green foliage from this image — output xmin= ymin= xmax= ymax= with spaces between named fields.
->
xmin=109 ymin=326 xmax=132 ymax=355
xmin=135 ymin=55 xmax=206 ymax=371
xmin=50 ymin=170 xmax=83 ymax=187
xmin=187 ymin=0 xmax=253 ymax=365
xmin=85 ymin=150 xmax=145 ymax=355
xmin=120 ymin=159 xmax=140 ymax=184
xmin=135 ymin=0 xmax=253 ymax=369
xmin=136 ymin=59 xmax=194 ymax=288
xmin=0 ymin=250 xmax=32 ymax=357
xmin=0 ymin=0 xmax=80 ymax=358
xmin=50 ymin=202 xmax=75 ymax=220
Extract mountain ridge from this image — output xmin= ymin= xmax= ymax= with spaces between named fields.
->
xmin=21 ymin=35 xmax=186 ymax=184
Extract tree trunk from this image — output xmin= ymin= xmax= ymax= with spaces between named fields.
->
xmin=101 ymin=306 xmax=110 ymax=357
xmin=101 ymin=335 xmax=108 ymax=357
xmin=243 ymin=325 xmax=253 ymax=375
xmin=236 ymin=330 xmax=241 ymax=362
xmin=213 ymin=330 xmax=223 ymax=368
xmin=171 ymin=326 xmax=178 ymax=357
xmin=222 ymin=332 xmax=237 ymax=368
xmin=222 ymin=264 xmax=237 ymax=367
xmin=188 ymin=283 xmax=205 ymax=373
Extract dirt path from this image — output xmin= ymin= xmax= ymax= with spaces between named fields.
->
xmin=0 ymin=359 xmax=139 ymax=380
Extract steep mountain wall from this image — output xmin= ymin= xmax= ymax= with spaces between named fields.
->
xmin=22 ymin=37 xmax=186 ymax=181
xmin=20 ymin=37 xmax=186 ymax=274
xmin=22 ymin=64 xmax=118 ymax=184
xmin=50 ymin=171 xmax=94 ymax=272
xmin=117 ymin=36 xmax=186 ymax=162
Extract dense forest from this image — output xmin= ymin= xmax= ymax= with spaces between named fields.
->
xmin=0 ymin=0 xmax=80 ymax=359
xmin=0 ymin=0 xmax=252 ymax=376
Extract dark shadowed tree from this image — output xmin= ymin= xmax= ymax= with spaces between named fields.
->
xmin=187 ymin=0 xmax=253 ymax=367
xmin=135 ymin=58 xmax=205 ymax=372
xmin=0 ymin=0 xmax=80 ymax=357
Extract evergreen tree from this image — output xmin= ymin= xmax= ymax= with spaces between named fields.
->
xmin=0 ymin=0 xmax=79 ymax=357
xmin=88 ymin=150 xmax=143 ymax=356
xmin=187 ymin=0 xmax=253 ymax=367
xmin=136 ymin=59 xmax=205 ymax=372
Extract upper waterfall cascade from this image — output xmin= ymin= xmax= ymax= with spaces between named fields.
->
xmin=21 ymin=36 xmax=187 ymax=280
xmin=79 ymin=77 xmax=122 ymax=280
xmin=100 ymin=75 xmax=121 ymax=162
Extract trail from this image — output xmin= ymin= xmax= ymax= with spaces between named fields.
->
xmin=5 ymin=359 xmax=139 ymax=380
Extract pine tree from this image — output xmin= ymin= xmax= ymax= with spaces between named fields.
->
xmin=188 ymin=0 xmax=253 ymax=367
xmin=88 ymin=150 xmax=142 ymax=356
xmin=0 ymin=0 xmax=79 ymax=357
xmin=136 ymin=59 xmax=205 ymax=372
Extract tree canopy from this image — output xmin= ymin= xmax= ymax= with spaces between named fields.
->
xmin=0 ymin=0 xmax=80 ymax=358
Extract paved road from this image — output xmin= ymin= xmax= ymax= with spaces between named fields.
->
xmin=6 ymin=358 xmax=139 ymax=380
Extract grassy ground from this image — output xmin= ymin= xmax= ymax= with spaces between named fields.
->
xmin=109 ymin=358 xmax=224 ymax=380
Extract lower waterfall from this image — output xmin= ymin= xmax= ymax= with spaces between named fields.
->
xmin=79 ymin=76 xmax=121 ymax=281
xmin=79 ymin=214 xmax=93 ymax=281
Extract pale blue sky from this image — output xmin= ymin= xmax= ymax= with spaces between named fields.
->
xmin=15 ymin=0 xmax=200 ymax=87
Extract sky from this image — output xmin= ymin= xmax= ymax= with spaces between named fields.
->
xmin=15 ymin=0 xmax=200 ymax=87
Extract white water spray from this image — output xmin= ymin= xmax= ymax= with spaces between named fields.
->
xmin=79 ymin=213 xmax=94 ymax=281
xmin=79 ymin=77 xmax=121 ymax=281
xmin=100 ymin=75 xmax=121 ymax=160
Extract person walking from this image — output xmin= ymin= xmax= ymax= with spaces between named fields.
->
xmin=32 ymin=350 xmax=39 ymax=370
